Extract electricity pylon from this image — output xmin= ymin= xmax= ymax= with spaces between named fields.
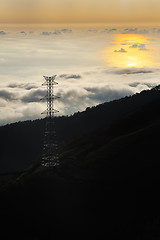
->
xmin=41 ymin=75 xmax=59 ymax=167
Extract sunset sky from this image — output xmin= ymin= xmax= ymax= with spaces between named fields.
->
xmin=0 ymin=0 xmax=160 ymax=24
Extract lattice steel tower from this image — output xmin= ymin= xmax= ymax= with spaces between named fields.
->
xmin=41 ymin=75 xmax=59 ymax=167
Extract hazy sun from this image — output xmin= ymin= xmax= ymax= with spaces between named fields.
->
xmin=104 ymin=34 xmax=155 ymax=68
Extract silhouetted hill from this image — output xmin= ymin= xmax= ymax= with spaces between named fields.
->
xmin=0 ymin=86 xmax=160 ymax=173
xmin=59 ymin=95 xmax=160 ymax=182
xmin=1 ymin=86 xmax=160 ymax=239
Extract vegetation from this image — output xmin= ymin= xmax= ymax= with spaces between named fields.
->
xmin=0 ymin=86 xmax=160 ymax=239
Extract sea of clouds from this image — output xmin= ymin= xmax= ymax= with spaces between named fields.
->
xmin=0 ymin=25 xmax=160 ymax=125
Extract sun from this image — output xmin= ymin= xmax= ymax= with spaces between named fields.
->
xmin=104 ymin=34 xmax=155 ymax=68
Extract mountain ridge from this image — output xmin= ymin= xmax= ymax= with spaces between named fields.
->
xmin=1 ymin=86 xmax=160 ymax=173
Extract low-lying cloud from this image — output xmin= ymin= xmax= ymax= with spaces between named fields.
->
xmin=58 ymin=85 xmax=134 ymax=106
xmin=21 ymin=89 xmax=46 ymax=103
xmin=113 ymin=68 xmax=153 ymax=75
xmin=114 ymin=48 xmax=127 ymax=53
xmin=121 ymin=28 xmax=149 ymax=34
xmin=41 ymin=32 xmax=52 ymax=36
xmin=101 ymin=28 xmax=117 ymax=33
xmin=41 ymin=29 xmax=72 ymax=36
xmin=59 ymin=74 xmax=82 ymax=79
xmin=19 ymin=31 xmax=26 ymax=35
xmin=0 ymin=90 xmax=16 ymax=101
xmin=0 ymin=31 xmax=7 ymax=35
xmin=0 ymin=72 xmax=158 ymax=125
xmin=60 ymin=28 xmax=72 ymax=33
xmin=129 ymin=44 xmax=148 ymax=51
xmin=8 ymin=83 xmax=38 ymax=90
xmin=128 ymin=82 xmax=155 ymax=88
xmin=85 ymin=86 xmax=133 ymax=102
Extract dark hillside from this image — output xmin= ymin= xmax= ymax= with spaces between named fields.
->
xmin=0 ymin=120 xmax=45 ymax=172
xmin=0 ymin=86 xmax=160 ymax=173
xmin=58 ymin=96 xmax=160 ymax=181
xmin=1 ymin=91 xmax=160 ymax=239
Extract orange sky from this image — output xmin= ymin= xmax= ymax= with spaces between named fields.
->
xmin=0 ymin=0 xmax=160 ymax=23
xmin=104 ymin=34 xmax=156 ymax=68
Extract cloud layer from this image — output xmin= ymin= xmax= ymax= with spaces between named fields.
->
xmin=0 ymin=25 xmax=160 ymax=125
xmin=1 ymin=66 xmax=158 ymax=125
xmin=2 ymin=26 xmax=160 ymax=37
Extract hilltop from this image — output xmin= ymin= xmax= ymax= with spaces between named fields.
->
xmin=1 ymin=86 xmax=160 ymax=239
